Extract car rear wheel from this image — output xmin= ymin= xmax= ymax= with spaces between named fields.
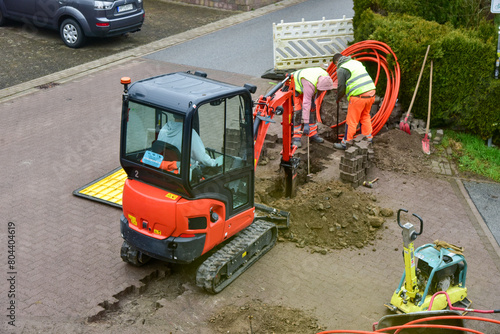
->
xmin=0 ymin=7 xmax=6 ymax=26
xmin=60 ymin=18 xmax=86 ymax=48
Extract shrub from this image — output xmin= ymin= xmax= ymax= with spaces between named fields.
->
xmin=354 ymin=0 xmax=490 ymax=29
xmin=352 ymin=4 xmax=499 ymax=139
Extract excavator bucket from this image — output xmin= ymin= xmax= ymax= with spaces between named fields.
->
xmin=254 ymin=203 xmax=290 ymax=229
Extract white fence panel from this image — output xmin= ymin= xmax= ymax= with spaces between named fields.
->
xmin=273 ymin=16 xmax=354 ymax=70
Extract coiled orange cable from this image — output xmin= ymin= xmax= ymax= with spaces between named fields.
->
xmin=317 ymin=40 xmax=401 ymax=140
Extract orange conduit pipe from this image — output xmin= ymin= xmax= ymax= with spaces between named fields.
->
xmin=316 ymin=331 xmax=379 ymax=334
xmin=316 ymin=40 xmax=401 ymax=140
xmin=393 ymin=315 xmax=500 ymax=334
xmin=318 ymin=328 xmax=481 ymax=334
xmin=316 ymin=315 xmax=500 ymax=334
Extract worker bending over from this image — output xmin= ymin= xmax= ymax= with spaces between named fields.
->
xmin=332 ymin=53 xmax=376 ymax=150
xmin=292 ymin=67 xmax=335 ymax=148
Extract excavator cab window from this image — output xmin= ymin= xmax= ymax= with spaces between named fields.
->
xmin=192 ymin=94 xmax=253 ymax=209
xmin=124 ymin=102 xmax=184 ymax=175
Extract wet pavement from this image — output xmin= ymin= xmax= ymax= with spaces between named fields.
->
xmin=0 ymin=0 xmax=499 ymax=332
xmin=0 ymin=0 xmax=239 ymax=90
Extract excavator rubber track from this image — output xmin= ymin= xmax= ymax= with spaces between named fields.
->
xmin=196 ymin=220 xmax=277 ymax=294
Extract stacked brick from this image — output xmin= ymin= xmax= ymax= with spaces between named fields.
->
xmin=339 ymin=135 xmax=374 ymax=188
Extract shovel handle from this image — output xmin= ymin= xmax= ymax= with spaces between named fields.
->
xmin=405 ymin=45 xmax=431 ymax=118
xmin=336 ymin=101 xmax=340 ymax=142
xmin=426 ymin=60 xmax=433 ymax=134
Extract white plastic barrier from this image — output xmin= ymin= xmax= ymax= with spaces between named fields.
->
xmin=273 ymin=16 xmax=354 ymax=70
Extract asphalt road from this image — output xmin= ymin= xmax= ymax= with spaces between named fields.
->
xmin=0 ymin=0 xmax=239 ymax=90
xmin=146 ymin=0 xmax=354 ymax=77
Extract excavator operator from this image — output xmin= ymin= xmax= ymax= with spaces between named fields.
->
xmin=157 ymin=114 xmax=220 ymax=178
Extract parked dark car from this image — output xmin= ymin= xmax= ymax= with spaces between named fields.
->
xmin=0 ymin=0 xmax=144 ymax=48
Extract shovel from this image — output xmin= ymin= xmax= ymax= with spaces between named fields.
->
xmin=307 ymin=135 xmax=311 ymax=175
xmin=400 ymin=45 xmax=431 ymax=134
xmin=422 ymin=60 xmax=433 ymax=155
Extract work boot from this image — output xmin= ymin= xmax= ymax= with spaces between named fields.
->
xmin=310 ymin=134 xmax=324 ymax=143
xmin=292 ymin=139 xmax=302 ymax=148
xmin=333 ymin=142 xmax=346 ymax=150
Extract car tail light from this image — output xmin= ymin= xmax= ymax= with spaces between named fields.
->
xmin=94 ymin=1 xmax=114 ymax=10
xmin=96 ymin=22 xmax=110 ymax=27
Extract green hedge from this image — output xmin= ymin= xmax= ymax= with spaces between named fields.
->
xmin=354 ymin=0 xmax=489 ymax=29
xmin=461 ymin=79 xmax=500 ymax=142
xmin=352 ymin=1 xmax=499 ymax=140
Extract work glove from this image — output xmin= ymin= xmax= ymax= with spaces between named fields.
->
xmin=303 ymin=123 xmax=310 ymax=135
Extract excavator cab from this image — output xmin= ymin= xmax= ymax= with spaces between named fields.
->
xmin=119 ymin=72 xmax=257 ymax=266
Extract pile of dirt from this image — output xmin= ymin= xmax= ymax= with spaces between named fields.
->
xmin=209 ymin=299 xmax=323 ymax=334
xmin=256 ymin=177 xmax=394 ymax=253
xmin=253 ymin=127 xmax=442 ymax=253
xmin=372 ymin=129 xmax=434 ymax=176
xmin=254 ymin=129 xmax=435 ymax=253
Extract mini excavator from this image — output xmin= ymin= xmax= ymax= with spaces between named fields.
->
xmin=118 ymin=71 xmax=301 ymax=293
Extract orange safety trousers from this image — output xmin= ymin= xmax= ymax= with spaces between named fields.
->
xmin=344 ymin=95 xmax=374 ymax=142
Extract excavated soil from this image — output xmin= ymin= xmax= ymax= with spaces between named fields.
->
xmin=256 ymin=176 xmax=393 ymax=252
xmin=253 ymin=128 xmax=434 ymax=254
xmin=209 ymin=299 xmax=324 ymax=334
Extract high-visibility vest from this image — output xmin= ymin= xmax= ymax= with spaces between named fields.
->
xmin=339 ymin=59 xmax=376 ymax=100
xmin=293 ymin=68 xmax=330 ymax=95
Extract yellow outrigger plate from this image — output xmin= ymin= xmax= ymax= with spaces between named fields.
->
xmin=73 ymin=167 xmax=126 ymax=208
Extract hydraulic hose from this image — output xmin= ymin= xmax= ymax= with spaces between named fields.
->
xmin=317 ymin=40 xmax=401 ymax=140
